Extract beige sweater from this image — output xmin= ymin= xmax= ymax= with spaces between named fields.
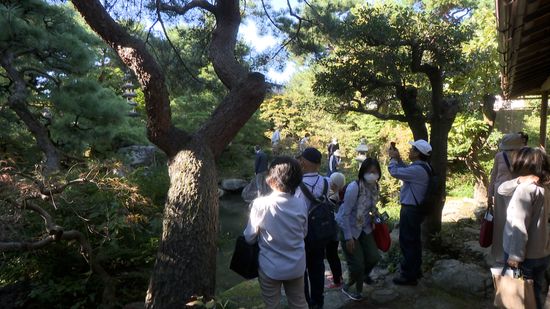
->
xmin=498 ymin=178 xmax=550 ymax=261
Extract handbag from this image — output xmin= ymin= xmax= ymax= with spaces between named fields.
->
xmin=372 ymin=222 xmax=391 ymax=252
xmin=229 ymin=236 xmax=259 ymax=279
xmin=479 ymin=205 xmax=494 ymax=248
xmin=492 ymin=266 xmax=536 ymax=309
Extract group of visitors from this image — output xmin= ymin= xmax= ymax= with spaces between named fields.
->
xmin=243 ymin=132 xmax=437 ymax=308
xmin=488 ymin=132 xmax=550 ymax=309
xmin=245 ymin=128 xmax=550 ymax=309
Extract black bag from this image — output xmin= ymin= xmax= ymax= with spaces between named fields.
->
xmin=300 ymin=179 xmax=338 ymax=246
xmin=412 ymin=163 xmax=439 ymax=214
xmin=229 ymin=236 xmax=259 ymax=279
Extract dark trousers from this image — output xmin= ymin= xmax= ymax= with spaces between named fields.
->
xmin=304 ymin=243 xmax=325 ymax=308
xmin=325 ymin=239 xmax=342 ymax=284
xmin=504 ymin=252 xmax=550 ymax=309
xmin=399 ymin=205 xmax=425 ymax=280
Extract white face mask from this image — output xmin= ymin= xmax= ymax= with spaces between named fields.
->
xmin=363 ymin=173 xmax=379 ymax=183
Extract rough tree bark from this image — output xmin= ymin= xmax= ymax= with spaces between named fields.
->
xmin=70 ymin=0 xmax=267 ymax=307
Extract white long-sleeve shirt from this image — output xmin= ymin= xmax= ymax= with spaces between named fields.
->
xmin=243 ymin=191 xmax=308 ymax=280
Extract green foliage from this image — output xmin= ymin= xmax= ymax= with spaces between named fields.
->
xmin=446 ymin=170 xmax=475 ymax=197
xmin=50 ymin=79 xmax=131 ymax=154
xmin=312 ymin=2 xmax=471 ymax=114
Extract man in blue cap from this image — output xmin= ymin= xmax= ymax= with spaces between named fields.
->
xmin=296 ymin=147 xmax=328 ymax=309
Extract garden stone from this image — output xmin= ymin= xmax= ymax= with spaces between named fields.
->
xmin=464 ymin=240 xmax=493 ymax=267
xmin=220 ymin=178 xmax=248 ymax=192
xmin=431 ymin=259 xmax=492 ymax=297
xmin=370 ymin=288 xmax=399 ymax=304
xmin=118 ymin=145 xmax=160 ymax=168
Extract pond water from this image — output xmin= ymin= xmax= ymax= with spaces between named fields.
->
xmin=216 ymin=193 xmax=250 ymax=293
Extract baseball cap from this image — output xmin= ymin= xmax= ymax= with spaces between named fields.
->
xmin=409 ymin=139 xmax=432 ymax=156
xmin=300 ymin=147 xmax=322 ymax=164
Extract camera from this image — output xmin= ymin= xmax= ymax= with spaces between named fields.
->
xmin=374 ymin=211 xmax=389 ymax=224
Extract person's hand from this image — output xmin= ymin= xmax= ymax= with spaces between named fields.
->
xmin=518 ymin=175 xmax=539 ymax=184
xmin=346 ymin=239 xmax=355 ymax=253
xmin=507 ymin=258 xmax=520 ymax=269
xmin=388 ymin=148 xmax=400 ymax=159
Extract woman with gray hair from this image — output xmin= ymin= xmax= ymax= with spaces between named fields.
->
xmin=488 ymin=133 xmax=524 ymax=263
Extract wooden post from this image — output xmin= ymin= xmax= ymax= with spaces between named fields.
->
xmin=541 ymin=91 xmax=549 ymax=149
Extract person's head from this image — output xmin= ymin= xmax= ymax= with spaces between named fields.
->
xmin=517 ymin=131 xmax=529 ymax=146
xmin=332 ymin=137 xmax=338 ymax=144
xmin=265 ymin=156 xmax=303 ymax=194
xmin=305 ymin=133 xmax=310 ymax=138
xmin=511 ymin=147 xmax=550 ymax=185
xmin=298 ymin=147 xmax=322 ymax=173
xmin=408 ymin=139 xmax=432 ymax=162
xmin=254 ymin=145 xmax=260 ymax=152
xmin=499 ymin=133 xmax=523 ymax=151
xmin=358 ymin=157 xmax=382 ymax=184
xmin=329 ymin=172 xmax=346 ymax=192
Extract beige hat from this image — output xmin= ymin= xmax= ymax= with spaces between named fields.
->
xmin=499 ymin=133 xmax=523 ymax=151
xmin=333 ymin=149 xmax=342 ymax=157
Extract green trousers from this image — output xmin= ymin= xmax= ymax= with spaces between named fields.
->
xmin=340 ymin=231 xmax=380 ymax=293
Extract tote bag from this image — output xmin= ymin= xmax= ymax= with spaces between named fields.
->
xmin=373 ymin=223 xmax=391 ymax=252
xmin=479 ymin=206 xmax=494 ymax=248
xmin=492 ymin=266 xmax=536 ymax=309
xmin=230 ymin=236 xmax=259 ymax=279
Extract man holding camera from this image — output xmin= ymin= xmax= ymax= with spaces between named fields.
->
xmin=387 ymin=140 xmax=432 ymax=286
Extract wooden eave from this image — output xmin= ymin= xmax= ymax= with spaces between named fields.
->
xmin=497 ymin=0 xmax=550 ymax=99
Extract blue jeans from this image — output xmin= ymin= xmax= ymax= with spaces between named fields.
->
xmin=504 ymin=252 xmax=550 ymax=309
xmin=399 ymin=205 xmax=425 ymax=280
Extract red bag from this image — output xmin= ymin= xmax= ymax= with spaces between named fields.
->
xmin=479 ymin=206 xmax=494 ymax=248
xmin=373 ymin=223 xmax=391 ymax=252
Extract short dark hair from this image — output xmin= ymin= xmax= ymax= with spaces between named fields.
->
xmin=358 ymin=157 xmax=382 ymax=182
xmin=266 ymin=156 xmax=303 ymax=194
xmin=412 ymin=146 xmax=430 ymax=161
xmin=517 ymin=131 xmax=529 ymax=144
xmin=512 ymin=147 xmax=550 ymax=185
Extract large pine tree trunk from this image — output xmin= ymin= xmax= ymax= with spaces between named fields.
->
xmin=146 ymin=141 xmax=218 ymax=308
xmin=423 ymin=116 xmax=453 ymax=247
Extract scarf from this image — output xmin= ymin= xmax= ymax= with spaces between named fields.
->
xmin=355 ymin=180 xmax=379 ymax=229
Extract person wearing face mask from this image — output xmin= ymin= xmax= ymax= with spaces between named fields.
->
xmin=335 ymin=158 xmax=382 ymax=301
xmin=387 ymin=139 xmax=432 ymax=286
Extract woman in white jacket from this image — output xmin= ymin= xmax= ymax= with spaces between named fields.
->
xmin=244 ymin=156 xmax=309 ymax=309
xmin=498 ymin=147 xmax=550 ymax=309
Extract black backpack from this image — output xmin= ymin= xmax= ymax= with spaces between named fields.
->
xmin=299 ymin=179 xmax=338 ymax=246
xmin=412 ymin=163 xmax=439 ymax=214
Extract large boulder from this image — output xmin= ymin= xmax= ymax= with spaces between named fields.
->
xmin=220 ymin=178 xmax=248 ymax=192
xmin=430 ymin=259 xmax=493 ymax=297
xmin=118 ymin=145 xmax=161 ymax=168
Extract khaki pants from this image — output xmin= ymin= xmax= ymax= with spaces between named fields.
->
xmin=258 ymin=269 xmax=308 ymax=309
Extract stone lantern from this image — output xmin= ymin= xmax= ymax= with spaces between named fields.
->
xmin=355 ymin=138 xmax=369 ymax=166
xmin=122 ymin=78 xmax=139 ymax=117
